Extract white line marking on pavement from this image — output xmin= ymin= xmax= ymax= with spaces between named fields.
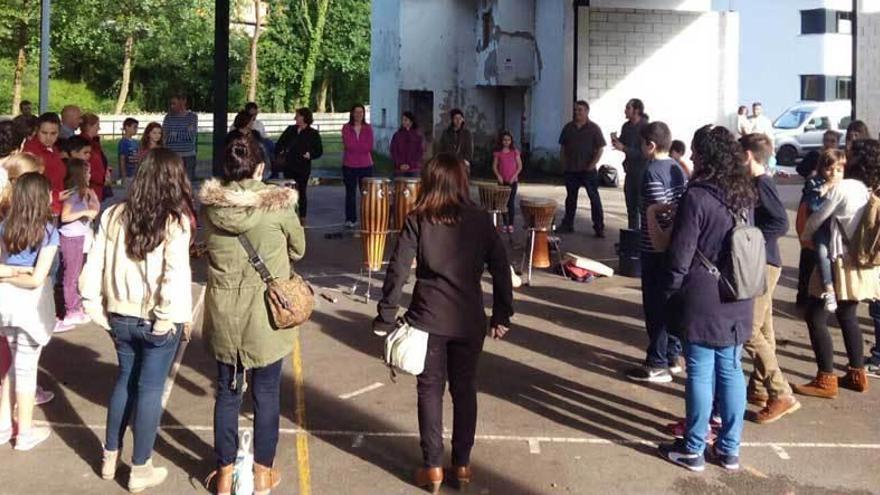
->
xmin=771 ymin=444 xmax=791 ymax=460
xmin=33 ymin=422 xmax=880 ymax=451
xmin=161 ymin=284 xmax=206 ymax=408
xmin=352 ymin=434 xmax=364 ymax=448
xmin=528 ymin=439 xmax=541 ymax=454
xmin=338 ymin=382 xmax=384 ymax=400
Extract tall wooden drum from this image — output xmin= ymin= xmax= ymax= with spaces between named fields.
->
xmin=473 ymin=181 xmax=511 ymax=226
xmin=520 ymin=198 xmax=558 ymax=269
xmin=361 ymin=178 xmax=391 ymax=271
xmin=393 ymin=177 xmax=421 ymax=231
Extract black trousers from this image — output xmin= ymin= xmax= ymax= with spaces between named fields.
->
xmin=796 ymin=247 xmax=816 ymax=306
xmin=417 ymin=334 xmax=484 ymax=467
xmin=805 ymin=300 xmax=864 ymax=373
xmin=286 ymin=172 xmax=309 ymax=218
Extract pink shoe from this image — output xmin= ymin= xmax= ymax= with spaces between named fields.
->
xmin=35 ymin=386 xmax=55 ymax=406
xmin=65 ymin=310 xmax=90 ymax=326
xmin=53 ymin=319 xmax=75 ymax=334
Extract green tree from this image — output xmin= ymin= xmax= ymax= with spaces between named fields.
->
xmin=293 ymin=0 xmax=332 ymax=108
xmin=316 ymin=0 xmax=370 ymax=112
xmin=0 ymin=0 xmax=39 ymax=115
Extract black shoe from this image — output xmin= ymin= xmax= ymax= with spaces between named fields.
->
xmin=626 ymin=366 xmax=673 ymax=383
xmin=556 ymin=224 xmax=573 ymax=234
xmin=594 ymin=228 xmax=605 ymax=238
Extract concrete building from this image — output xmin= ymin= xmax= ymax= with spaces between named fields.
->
xmin=370 ymin=0 xmax=739 ymax=172
xmin=732 ymin=0 xmax=854 ymax=121
xmin=856 ymin=0 xmax=880 ymax=133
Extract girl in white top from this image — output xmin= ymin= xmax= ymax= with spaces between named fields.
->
xmin=0 ymin=173 xmax=59 ymax=451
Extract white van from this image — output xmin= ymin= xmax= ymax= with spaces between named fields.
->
xmin=772 ymin=100 xmax=852 ymax=165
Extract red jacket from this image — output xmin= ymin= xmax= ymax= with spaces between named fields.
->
xmin=23 ymin=138 xmax=66 ymax=215
xmin=83 ymin=135 xmax=109 ymax=201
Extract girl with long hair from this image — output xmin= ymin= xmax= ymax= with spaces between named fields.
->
xmin=79 ymin=148 xmax=193 ymax=492
xmin=0 ymin=173 xmax=60 ymax=451
xmin=374 ymin=153 xmax=513 ymax=493
xmin=78 ymin=112 xmax=111 ymax=201
xmin=54 ymin=159 xmax=100 ymax=333
xmin=492 ymin=130 xmax=523 ymax=232
xmin=659 ymin=126 xmax=757 ymax=472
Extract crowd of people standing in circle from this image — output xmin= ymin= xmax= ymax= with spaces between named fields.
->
xmin=1 ymin=91 xmax=880 ymax=495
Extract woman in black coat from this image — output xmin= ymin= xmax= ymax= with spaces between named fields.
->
xmin=275 ymin=107 xmax=323 ymax=220
xmin=373 ymin=153 xmax=513 ymax=493
xmin=659 ymin=126 xmax=757 ymax=473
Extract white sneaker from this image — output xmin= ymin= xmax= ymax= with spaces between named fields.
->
xmin=14 ymin=426 xmax=51 ymax=451
xmin=0 ymin=426 xmax=12 ymax=445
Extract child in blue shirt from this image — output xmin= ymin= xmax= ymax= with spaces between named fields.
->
xmin=117 ymin=118 xmax=140 ymax=183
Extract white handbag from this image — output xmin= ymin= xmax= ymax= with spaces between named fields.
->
xmin=384 ymin=320 xmax=429 ymax=377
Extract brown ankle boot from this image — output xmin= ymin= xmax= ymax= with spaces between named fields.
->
xmin=793 ymin=372 xmax=838 ymax=399
xmin=452 ymin=465 xmax=472 ymax=489
xmin=254 ymin=463 xmax=281 ymax=495
xmin=205 ymin=464 xmax=233 ymax=495
xmin=840 ymin=367 xmax=869 ymax=392
xmin=414 ymin=467 xmax=443 ymax=494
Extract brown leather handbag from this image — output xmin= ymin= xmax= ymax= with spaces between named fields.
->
xmin=238 ymin=234 xmax=314 ymax=329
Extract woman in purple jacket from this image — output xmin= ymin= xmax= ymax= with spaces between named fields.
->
xmin=390 ymin=112 xmax=425 ymax=177
xmin=659 ymin=126 xmax=757 ymax=473
xmin=341 ymin=104 xmax=374 ymax=228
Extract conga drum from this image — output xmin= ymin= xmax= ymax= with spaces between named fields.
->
xmin=520 ymin=198 xmax=558 ymax=269
xmin=473 ymin=181 xmax=511 ymax=226
xmin=393 ymin=177 xmax=421 ymax=231
xmin=360 ymin=178 xmax=391 ymax=271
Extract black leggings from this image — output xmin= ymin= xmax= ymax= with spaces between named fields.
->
xmin=804 ymin=300 xmax=864 ymax=373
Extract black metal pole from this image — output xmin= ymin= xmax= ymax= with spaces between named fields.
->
xmin=573 ymin=0 xmax=579 ymax=104
xmin=851 ymin=0 xmax=858 ymax=121
xmin=38 ymin=0 xmax=51 ymax=113
xmin=213 ymin=0 xmax=231 ymax=177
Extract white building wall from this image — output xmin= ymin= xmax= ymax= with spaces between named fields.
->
xmin=370 ymin=0 xmax=402 ymax=153
xmin=732 ymin=0 xmax=852 ymax=120
xmin=857 ymin=1 xmax=880 ymax=133
xmin=582 ymin=7 xmax=739 ymax=170
xmin=530 ymin=1 xmax=572 ymax=156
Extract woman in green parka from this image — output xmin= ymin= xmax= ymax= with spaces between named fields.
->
xmin=199 ymin=134 xmax=305 ymax=495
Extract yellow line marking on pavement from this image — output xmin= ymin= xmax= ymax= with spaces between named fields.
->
xmin=293 ymin=331 xmax=312 ymax=495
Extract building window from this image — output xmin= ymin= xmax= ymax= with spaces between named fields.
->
xmin=801 ymin=9 xmax=854 ymax=34
xmin=800 ymin=75 xmax=853 ymax=101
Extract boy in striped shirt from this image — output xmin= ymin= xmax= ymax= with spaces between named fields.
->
xmin=162 ymin=94 xmax=198 ymax=180
xmin=627 ymin=121 xmax=688 ymax=384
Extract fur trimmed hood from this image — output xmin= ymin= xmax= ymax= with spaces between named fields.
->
xmin=199 ymin=178 xmax=298 ymax=210
xmin=199 ymin=178 xmax=299 ymax=235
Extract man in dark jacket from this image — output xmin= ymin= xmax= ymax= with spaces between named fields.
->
xmin=611 ymin=98 xmax=649 ymax=229
xmin=435 ymin=109 xmax=474 ymax=169
xmin=557 ymin=100 xmax=607 ymax=236
xmin=741 ymin=134 xmax=801 ymax=424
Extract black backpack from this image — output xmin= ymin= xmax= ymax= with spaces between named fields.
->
xmin=696 ymin=209 xmax=767 ymax=301
xmin=598 ymin=165 xmax=619 ymax=187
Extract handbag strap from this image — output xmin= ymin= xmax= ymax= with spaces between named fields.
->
xmin=695 ymin=249 xmax=721 ymax=279
xmin=237 ymin=234 xmax=276 ymax=284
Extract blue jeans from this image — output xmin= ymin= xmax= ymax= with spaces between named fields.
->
xmin=685 ymin=343 xmax=746 ymax=456
xmin=641 ymin=252 xmax=681 ymax=368
xmin=342 ymin=166 xmax=374 ymax=223
xmin=562 ymin=170 xmax=604 ymax=232
xmin=214 ymin=358 xmax=283 ymax=467
xmin=869 ymin=300 xmax=880 ymax=364
xmin=813 ymin=221 xmax=833 ymax=289
xmin=105 ymin=315 xmax=182 ymax=465
xmin=182 ymin=155 xmax=197 ymax=182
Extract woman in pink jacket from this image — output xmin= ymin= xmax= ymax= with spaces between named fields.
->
xmin=341 ymin=104 xmax=374 ymax=228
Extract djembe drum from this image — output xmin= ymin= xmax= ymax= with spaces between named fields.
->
xmin=360 ymin=178 xmax=391 ymax=271
xmin=520 ymin=198 xmax=558 ymax=269
xmin=393 ymin=177 xmax=421 ymax=231
xmin=473 ymin=181 xmax=511 ymax=226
